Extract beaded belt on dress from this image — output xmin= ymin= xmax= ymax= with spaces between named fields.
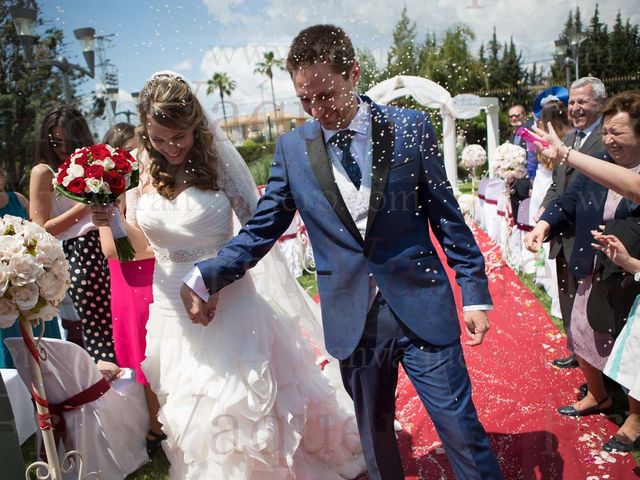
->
xmin=154 ymin=242 xmax=226 ymax=264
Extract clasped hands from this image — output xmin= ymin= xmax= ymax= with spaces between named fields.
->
xmin=180 ymin=284 xmax=219 ymax=326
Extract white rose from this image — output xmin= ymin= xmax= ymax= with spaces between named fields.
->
xmin=37 ymin=270 xmax=68 ymax=303
xmin=62 ymin=163 xmax=86 ymax=187
xmin=24 ymin=302 xmax=57 ymax=322
xmin=102 ymin=157 xmax=115 ymax=170
xmin=10 ymin=283 xmax=40 ymax=311
xmin=85 ymin=177 xmax=105 ymax=194
xmin=0 ymin=297 xmax=19 ymax=328
xmin=0 ymin=262 xmax=11 ymax=296
xmin=69 ymin=150 xmax=86 ymax=162
xmin=49 ymin=259 xmax=71 ymax=280
xmin=2 ymin=215 xmax=26 ymax=234
xmin=9 ymin=253 xmax=43 ymax=286
xmin=35 ymin=236 xmax=64 ymax=268
xmin=21 ymin=222 xmax=44 ymax=245
xmin=130 ymin=160 xmax=139 ymax=171
xmin=0 ymin=235 xmax=25 ymax=261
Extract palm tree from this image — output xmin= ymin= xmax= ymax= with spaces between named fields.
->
xmin=254 ymin=51 xmax=284 ymax=134
xmin=206 ymin=72 xmax=236 ymax=125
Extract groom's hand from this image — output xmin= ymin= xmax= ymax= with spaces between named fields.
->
xmin=180 ymin=283 xmax=218 ymax=326
xmin=463 ymin=311 xmax=490 ymax=346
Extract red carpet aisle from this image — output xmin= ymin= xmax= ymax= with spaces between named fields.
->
xmin=352 ymin=223 xmax=639 ymax=480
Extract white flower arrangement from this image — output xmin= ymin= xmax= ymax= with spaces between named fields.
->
xmin=457 ymin=193 xmax=475 ymax=217
xmin=460 ymin=144 xmax=487 ymax=170
xmin=0 ymin=215 xmax=70 ymax=328
xmin=491 ymin=142 xmax=527 ymax=180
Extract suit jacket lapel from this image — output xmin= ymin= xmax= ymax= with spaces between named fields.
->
xmin=364 ymin=98 xmax=394 ymax=239
xmin=579 ymin=123 xmax=602 ymax=154
xmin=305 ymin=126 xmax=363 ymax=244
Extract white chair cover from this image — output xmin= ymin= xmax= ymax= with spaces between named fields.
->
xmin=483 ymin=180 xmax=504 ymax=241
xmin=475 ymin=178 xmax=492 ymax=228
xmin=257 ymin=185 xmax=314 ymax=278
xmin=0 ymin=368 xmax=36 ymax=444
xmin=506 ymin=198 xmax=533 ymax=271
xmin=5 ymin=338 xmax=149 ymax=479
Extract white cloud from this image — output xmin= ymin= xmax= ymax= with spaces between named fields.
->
xmin=197 ymin=44 xmax=298 ymax=119
xmin=171 ymin=59 xmax=194 ymax=72
xmin=202 ymin=0 xmax=247 ymax=23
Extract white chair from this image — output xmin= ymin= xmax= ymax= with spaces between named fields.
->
xmin=506 ymin=198 xmax=534 ymax=271
xmin=258 ymin=185 xmax=314 ymax=278
xmin=0 ymin=368 xmax=37 ymax=445
xmin=483 ymin=180 xmax=504 ymax=241
xmin=475 ymin=178 xmax=492 ymax=227
xmin=5 ymin=338 xmax=149 ymax=479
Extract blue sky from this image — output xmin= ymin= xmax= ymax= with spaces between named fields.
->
xmin=37 ymin=0 xmax=639 ymax=132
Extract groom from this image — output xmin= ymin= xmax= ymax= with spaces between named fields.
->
xmin=182 ymin=25 xmax=502 ymax=479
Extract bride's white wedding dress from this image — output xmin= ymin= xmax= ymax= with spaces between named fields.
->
xmin=132 ymin=183 xmax=365 ymax=479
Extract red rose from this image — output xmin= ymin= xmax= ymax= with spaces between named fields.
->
xmin=67 ymin=177 xmax=86 ymax=195
xmin=90 ymin=144 xmax=111 ymax=161
xmin=114 ymin=157 xmax=132 ymax=174
xmin=85 ymin=164 xmax=104 ymax=179
xmin=105 ymin=170 xmax=126 ymax=195
xmin=71 ymin=149 xmax=90 ymax=165
xmin=55 ymin=166 xmax=68 ymax=185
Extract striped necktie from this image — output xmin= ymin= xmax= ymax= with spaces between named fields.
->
xmin=573 ymin=130 xmax=586 ymax=150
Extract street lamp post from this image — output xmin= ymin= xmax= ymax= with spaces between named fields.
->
xmin=555 ymin=27 xmax=584 ymax=88
xmin=10 ymin=5 xmax=95 ymax=104
xmin=106 ymin=88 xmax=139 ymax=124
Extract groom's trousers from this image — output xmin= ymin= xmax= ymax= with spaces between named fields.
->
xmin=339 ymin=294 xmax=503 ymax=480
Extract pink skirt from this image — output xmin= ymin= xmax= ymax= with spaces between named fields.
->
xmin=109 ymin=257 xmax=155 ymax=385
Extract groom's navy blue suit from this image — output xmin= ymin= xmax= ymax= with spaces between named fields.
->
xmin=197 ymin=97 xmax=503 ymax=479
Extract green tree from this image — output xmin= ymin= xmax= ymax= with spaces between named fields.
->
xmin=551 ymin=5 xmax=640 ymax=91
xmin=499 ymin=38 xmax=526 ymax=103
xmin=356 ymin=48 xmax=380 ymax=93
xmin=417 ymin=25 xmax=484 ymax=95
xmin=0 ymin=1 xmax=73 ymax=193
xmin=581 ymin=4 xmax=609 ymax=78
xmin=386 ymin=7 xmax=418 ymax=77
xmin=254 ymin=51 xmax=284 ymax=134
xmin=206 ymin=72 xmax=236 ymax=125
xmin=484 ymin=28 xmax=502 ymax=90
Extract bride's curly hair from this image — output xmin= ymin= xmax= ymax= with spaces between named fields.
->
xmin=136 ymin=74 xmax=219 ymax=198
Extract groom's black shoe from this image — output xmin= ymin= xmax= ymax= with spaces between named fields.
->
xmin=552 ymin=353 xmax=578 ymax=369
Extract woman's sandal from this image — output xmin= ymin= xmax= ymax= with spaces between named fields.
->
xmin=146 ymin=430 xmax=167 ymax=458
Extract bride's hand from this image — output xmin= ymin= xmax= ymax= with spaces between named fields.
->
xmin=180 ymin=283 xmax=218 ymax=326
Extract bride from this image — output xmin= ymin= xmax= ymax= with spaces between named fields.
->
xmin=92 ymin=71 xmax=365 ymax=479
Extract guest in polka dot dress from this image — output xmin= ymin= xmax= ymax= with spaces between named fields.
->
xmin=29 ymin=106 xmax=119 ymax=376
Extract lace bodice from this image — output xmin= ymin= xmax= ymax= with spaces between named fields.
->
xmin=135 ymin=187 xmax=235 ymax=264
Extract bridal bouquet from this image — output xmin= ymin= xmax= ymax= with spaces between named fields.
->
xmin=460 ymin=144 xmax=487 ymax=170
xmin=52 ymin=144 xmax=139 ymax=261
xmin=0 ymin=215 xmax=70 ymax=329
xmin=491 ymin=142 xmax=527 ymax=180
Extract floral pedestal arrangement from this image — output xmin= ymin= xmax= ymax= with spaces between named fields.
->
xmin=0 ymin=215 xmax=97 ymax=479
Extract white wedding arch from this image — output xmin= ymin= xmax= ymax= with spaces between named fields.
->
xmin=366 ymin=75 xmax=500 ymax=190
